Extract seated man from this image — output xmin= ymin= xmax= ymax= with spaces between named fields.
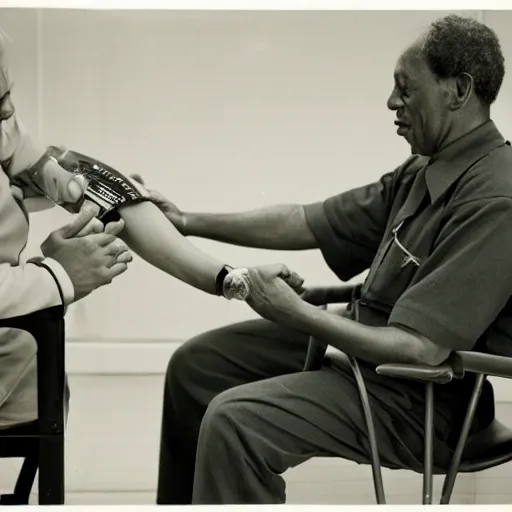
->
xmin=147 ymin=15 xmax=512 ymax=504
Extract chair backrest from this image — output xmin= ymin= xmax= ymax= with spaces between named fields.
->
xmin=0 ymin=306 xmax=66 ymax=434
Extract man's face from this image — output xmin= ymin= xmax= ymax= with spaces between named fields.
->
xmin=387 ymin=46 xmax=450 ymax=156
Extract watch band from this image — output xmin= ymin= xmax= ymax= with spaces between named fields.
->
xmin=215 ymin=265 xmax=233 ymax=296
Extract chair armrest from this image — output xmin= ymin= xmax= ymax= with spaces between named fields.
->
xmin=376 ymin=350 xmax=512 ymax=384
xmin=456 ymin=351 xmax=512 ymax=379
xmin=301 ymin=284 xmax=359 ymax=306
xmin=0 ymin=306 xmax=66 ymax=433
xmin=376 ymin=362 xmax=461 ymax=384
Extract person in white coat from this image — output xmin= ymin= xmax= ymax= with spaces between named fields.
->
xmin=0 ymin=31 xmax=132 ymax=428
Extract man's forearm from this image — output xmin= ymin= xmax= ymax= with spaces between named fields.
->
xmin=184 ymin=204 xmax=318 ymax=250
xmin=119 ymin=202 xmax=225 ymax=295
xmin=290 ymin=300 xmax=450 ymax=366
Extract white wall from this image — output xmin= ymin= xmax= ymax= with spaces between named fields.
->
xmin=19 ymin=8 xmax=489 ymax=341
xmin=1 ymin=8 xmax=512 ymax=504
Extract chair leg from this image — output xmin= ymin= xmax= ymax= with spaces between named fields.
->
xmin=423 ymin=382 xmax=435 ymax=505
xmin=349 ymin=356 xmax=386 ymax=504
xmin=0 ymin=453 xmax=38 ymax=505
xmin=14 ymin=453 xmax=38 ymax=504
xmin=38 ymin=434 xmax=65 ymax=505
xmin=440 ymin=374 xmax=486 ymax=505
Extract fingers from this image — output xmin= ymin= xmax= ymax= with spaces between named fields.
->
xmin=105 ymin=262 xmax=129 ymax=281
xmin=75 ymin=217 xmax=104 ymax=237
xmin=104 ymin=218 xmax=126 ymax=236
xmin=79 ymin=199 xmax=101 ymax=218
xmin=43 ymin=159 xmax=85 ymax=204
xmin=115 ymin=250 xmax=133 ymax=264
xmin=144 ymin=188 xmax=171 ymax=208
xmin=105 ymin=239 xmax=130 ymax=258
xmin=65 ymin=179 xmax=85 ymax=204
xmin=254 ymin=263 xmax=304 ymax=283
xmin=87 ymin=232 xmax=117 ymax=247
xmin=281 ymin=270 xmax=305 ymax=292
xmin=257 ymin=263 xmax=289 ymax=279
xmin=70 ymin=206 xmax=126 ymax=239
xmin=248 ymin=263 xmax=305 ymax=295
xmin=60 ymin=204 xmax=99 ymax=239
xmin=130 ymin=173 xmax=144 ymax=185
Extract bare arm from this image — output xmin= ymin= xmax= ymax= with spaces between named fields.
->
xmin=244 ymin=265 xmax=450 ymax=367
xmin=183 ymin=204 xmax=318 ymax=250
xmin=294 ymin=300 xmax=450 ymax=366
xmin=118 ymin=202 xmax=225 ymax=295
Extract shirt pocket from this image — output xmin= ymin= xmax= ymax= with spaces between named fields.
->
xmin=363 ymin=236 xmax=425 ymax=308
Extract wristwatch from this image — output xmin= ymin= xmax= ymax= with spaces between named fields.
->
xmin=215 ymin=265 xmax=233 ymax=296
xmin=216 ymin=265 xmax=251 ymax=301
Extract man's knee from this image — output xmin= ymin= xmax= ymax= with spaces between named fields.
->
xmin=200 ymin=393 xmax=236 ymax=442
xmin=164 ymin=320 xmax=266 ymax=391
xmin=164 ymin=332 xmax=210 ymax=393
xmin=164 ymin=325 xmax=235 ymax=397
xmin=199 ymin=388 xmax=254 ymax=445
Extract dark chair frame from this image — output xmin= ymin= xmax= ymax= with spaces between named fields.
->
xmin=0 ymin=305 xmax=66 ymax=505
xmin=303 ymin=284 xmax=512 ymax=505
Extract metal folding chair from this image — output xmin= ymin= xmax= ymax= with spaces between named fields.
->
xmin=303 ymin=284 xmax=512 ymax=505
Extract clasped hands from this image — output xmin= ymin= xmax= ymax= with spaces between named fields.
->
xmin=241 ymin=264 xmax=308 ymax=323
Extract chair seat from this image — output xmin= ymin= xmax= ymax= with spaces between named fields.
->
xmin=0 ymin=421 xmax=39 ymax=458
xmin=460 ymin=419 xmax=512 ymax=472
xmin=0 ymin=421 xmax=39 ymax=437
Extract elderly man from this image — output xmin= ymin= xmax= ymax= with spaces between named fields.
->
xmin=0 ymin=31 xmax=131 ymax=428
xmin=149 ymin=15 xmax=510 ymax=504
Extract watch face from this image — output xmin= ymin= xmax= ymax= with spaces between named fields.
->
xmin=223 ymin=269 xmax=250 ymax=300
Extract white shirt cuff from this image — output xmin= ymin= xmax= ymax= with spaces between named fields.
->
xmin=40 ymin=257 xmax=75 ymax=306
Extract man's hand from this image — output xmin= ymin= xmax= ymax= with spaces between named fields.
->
xmin=41 ymin=207 xmax=133 ymax=301
xmin=245 ymin=264 xmax=306 ymax=323
xmin=67 ymin=198 xmax=119 ymax=237
xmin=37 ymin=157 xmax=86 ymax=207
xmin=130 ymin=174 xmax=186 ymax=233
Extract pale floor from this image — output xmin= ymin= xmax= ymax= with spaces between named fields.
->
xmin=0 ymin=375 xmax=511 ymax=506
xmin=17 ymin=464 xmax=512 ymax=505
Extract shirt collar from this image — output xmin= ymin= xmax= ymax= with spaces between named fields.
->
xmin=425 ymin=120 xmax=506 ymax=204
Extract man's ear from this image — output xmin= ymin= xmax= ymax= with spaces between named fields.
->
xmin=447 ymin=73 xmax=474 ymax=110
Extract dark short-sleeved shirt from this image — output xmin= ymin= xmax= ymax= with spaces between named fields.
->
xmin=304 ymin=120 xmax=512 ymax=443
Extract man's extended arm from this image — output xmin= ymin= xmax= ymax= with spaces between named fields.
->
xmin=183 ymin=204 xmax=318 ymax=250
xmin=138 ymin=166 xmax=397 ymax=282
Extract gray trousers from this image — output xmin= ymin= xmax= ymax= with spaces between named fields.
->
xmin=156 ymin=318 xmax=457 ymax=504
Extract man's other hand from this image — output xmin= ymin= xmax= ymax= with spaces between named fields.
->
xmin=130 ymin=174 xmax=186 ymax=234
xmin=41 ymin=206 xmax=133 ymax=301
xmin=40 ymin=157 xmax=86 ymax=206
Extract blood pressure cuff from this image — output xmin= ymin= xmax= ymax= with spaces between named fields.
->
xmin=46 ymin=146 xmax=151 ymax=222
